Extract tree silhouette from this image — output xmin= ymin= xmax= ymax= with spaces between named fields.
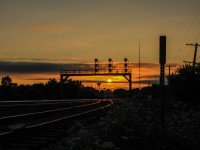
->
xmin=1 ymin=76 xmax=13 ymax=87
xmin=140 ymin=84 xmax=160 ymax=99
xmin=0 ymin=76 xmax=18 ymax=99
xmin=63 ymin=79 xmax=83 ymax=98
xmin=0 ymin=76 xmax=98 ymax=100
xmin=45 ymin=79 xmax=60 ymax=99
xmin=167 ymin=64 xmax=200 ymax=102
xmin=113 ymin=88 xmax=128 ymax=98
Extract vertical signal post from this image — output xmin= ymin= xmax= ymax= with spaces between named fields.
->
xmin=159 ymin=36 xmax=166 ymax=129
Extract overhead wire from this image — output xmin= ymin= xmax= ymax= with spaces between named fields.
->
xmin=191 ymin=14 xmax=200 ymax=42
xmin=182 ymin=5 xmax=200 ymax=44
xmin=185 ymin=4 xmax=200 ymax=43
xmin=181 ymin=3 xmax=200 ymax=62
xmin=197 ymin=56 xmax=200 ymax=61
xmin=195 ymin=30 xmax=200 ymax=42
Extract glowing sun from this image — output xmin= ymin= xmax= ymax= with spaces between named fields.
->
xmin=107 ymin=79 xmax=112 ymax=83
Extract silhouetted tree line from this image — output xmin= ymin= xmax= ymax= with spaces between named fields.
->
xmin=139 ymin=84 xmax=160 ymax=98
xmin=0 ymin=75 xmax=161 ymax=100
xmin=1 ymin=63 xmax=198 ymax=101
xmin=167 ymin=63 xmax=200 ymax=103
xmin=0 ymin=76 xmax=144 ymax=100
xmin=0 ymin=76 xmax=102 ymax=100
xmin=138 ymin=64 xmax=200 ymax=103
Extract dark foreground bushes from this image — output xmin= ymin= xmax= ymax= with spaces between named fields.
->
xmin=42 ymin=98 xmax=200 ymax=150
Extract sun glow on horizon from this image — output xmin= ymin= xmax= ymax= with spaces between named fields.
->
xmin=107 ymin=79 xmax=112 ymax=83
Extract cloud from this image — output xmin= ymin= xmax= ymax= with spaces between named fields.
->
xmin=0 ymin=60 xmax=179 ymax=74
xmin=133 ymin=79 xmax=159 ymax=84
xmin=0 ymin=60 xmax=179 ymax=87
xmin=0 ymin=57 xmax=90 ymax=63
xmin=77 ymin=79 xmax=159 ymax=85
xmin=134 ymin=74 xmax=160 ymax=79
xmin=0 ymin=60 xmax=168 ymax=87
xmin=0 ymin=61 xmax=93 ymax=74
xmin=12 ymin=23 xmax=76 ymax=34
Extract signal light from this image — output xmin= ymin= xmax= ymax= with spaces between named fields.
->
xmin=159 ymin=36 xmax=166 ymax=64
xmin=124 ymin=58 xmax=128 ymax=73
xmin=94 ymin=58 xmax=99 ymax=73
xmin=108 ymin=58 xmax=113 ymax=73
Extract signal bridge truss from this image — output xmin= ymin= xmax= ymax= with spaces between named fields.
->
xmin=60 ymin=69 xmax=132 ymax=97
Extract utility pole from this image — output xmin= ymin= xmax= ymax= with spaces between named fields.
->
xmin=165 ymin=65 xmax=176 ymax=76
xmin=186 ymin=43 xmax=200 ymax=70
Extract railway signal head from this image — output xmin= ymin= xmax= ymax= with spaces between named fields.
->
xmin=94 ymin=58 xmax=99 ymax=73
xmin=108 ymin=58 xmax=113 ymax=73
xmin=160 ymin=36 xmax=166 ymax=64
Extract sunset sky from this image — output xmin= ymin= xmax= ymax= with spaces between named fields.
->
xmin=0 ymin=0 xmax=200 ymax=89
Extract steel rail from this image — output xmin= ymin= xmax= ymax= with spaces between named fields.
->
xmin=0 ymin=100 xmax=100 ymax=120
xmin=28 ymin=99 xmax=113 ymax=128
xmin=0 ymin=99 xmax=95 ymax=106
xmin=0 ymin=101 xmax=76 ymax=107
xmin=0 ymin=99 xmax=113 ymax=149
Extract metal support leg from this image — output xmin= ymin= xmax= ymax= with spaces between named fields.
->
xmin=129 ymin=74 xmax=132 ymax=98
xmin=60 ymin=74 xmax=64 ymax=99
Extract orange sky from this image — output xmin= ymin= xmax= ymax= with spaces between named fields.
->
xmin=0 ymin=61 xmax=179 ymax=89
xmin=0 ymin=0 xmax=199 ymax=89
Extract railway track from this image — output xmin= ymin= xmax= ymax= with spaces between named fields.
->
xmin=0 ymin=99 xmax=113 ymax=150
xmin=0 ymin=99 xmax=95 ymax=117
xmin=0 ymin=100 xmax=100 ymax=127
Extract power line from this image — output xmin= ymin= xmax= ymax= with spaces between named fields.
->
xmin=197 ymin=56 xmax=200 ymax=61
xmin=190 ymin=16 xmax=200 ymax=41
xmin=180 ymin=3 xmax=200 ymax=61
xmin=195 ymin=29 xmax=200 ymax=42
xmin=185 ymin=4 xmax=200 ymax=43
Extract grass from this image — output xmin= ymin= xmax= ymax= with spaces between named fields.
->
xmin=43 ymin=97 xmax=200 ymax=150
